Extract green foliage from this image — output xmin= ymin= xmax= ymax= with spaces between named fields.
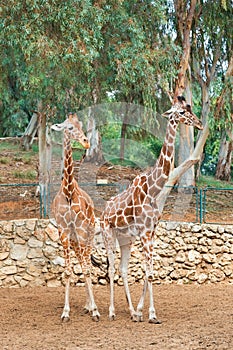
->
xmin=0 ymin=0 xmax=180 ymax=136
xmin=101 ymin=122 xmax=163 ymax=168
xmin=100 ymin=123 xmax=121 ymax=140
xmin=72 ymin=149 xmax=86 ymax=161
xmin=31 ymin=143 xmax=39 ymax=153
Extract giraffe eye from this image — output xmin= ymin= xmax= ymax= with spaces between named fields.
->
xmin=180 ymin=111 xmax=185 ymax=115
xmin=68 ymin=125 xmax=74 ymax=130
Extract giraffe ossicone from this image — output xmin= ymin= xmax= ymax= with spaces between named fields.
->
xmin=51 ymin=113 xmax=100 ymax=322
xmin=101 ymin=97 xmax=203 ymax=323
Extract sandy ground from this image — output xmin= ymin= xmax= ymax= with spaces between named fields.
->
xmin=0 ymin=283 xmax=232 ymax=350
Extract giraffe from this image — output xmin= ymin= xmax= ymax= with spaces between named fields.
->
xmin=51 ymin=113 xmax=100 ymax=322
xmin=101 ymin=96 xmax=203 ymax=323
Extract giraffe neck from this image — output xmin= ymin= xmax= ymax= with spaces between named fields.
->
xmin=62 ymin=131 xmax=75 ymax=203
xmin=149 ymin=118 xmax=178 ymax=194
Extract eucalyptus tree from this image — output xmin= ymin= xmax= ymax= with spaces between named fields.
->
xmin=89 ymin=0 xmax=181 ymax=161
xmin=0 ymin=0 xmax=107 ymax=136
xmin=155 ymin=0 xmax=233 ymax=219
xmin=214 ymin=56 xmax=233 ymax=181
xmin=191 ymin=0 xmax=233 ymax=181
xmin=169 ymin=0 xmax=198 ymax=187
xmin=165 ymin=0 xmax=233 ymax=186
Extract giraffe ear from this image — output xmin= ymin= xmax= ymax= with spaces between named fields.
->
xmin=162 ymin=106 xmax=176 ymax=118
xmin=51 ymin=122 xmax=65 ymax=132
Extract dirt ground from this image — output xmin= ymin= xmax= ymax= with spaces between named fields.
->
xmin=1 ymin=283 xmax=233 ymax=350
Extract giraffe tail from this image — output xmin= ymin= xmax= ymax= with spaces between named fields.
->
xmin=91 ymin=254 xmax=102 ymax=268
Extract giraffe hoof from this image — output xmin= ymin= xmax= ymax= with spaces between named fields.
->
xmin=92 ymin=314 xmax=100 ymax=322
xmin=132 ymin=314 xmax=143 ymax=322
xmin=109 ymin=315 xmax=116 ymax=321
xmin=61 ymin=316 xmax=70 ymax=323
xmin=83 ymin=308 xmax=89 ymax=314
xmin=148 ymin=318 xmax=161 ymax=324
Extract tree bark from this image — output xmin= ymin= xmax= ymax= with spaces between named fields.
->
xmin=21 ymin=112 xmax=38 ymax=151
xmin=215 ymin=55 xmax=233 ymax=120
xmin=120 ymin=104 xmax=130 ymax=161
xmin=178 ymin=75 xmax=195 ymax=187
xmin=173 ymin=0 xmax=197 ymax=98
xmin=215 ymin=133 xmax=233 ymax=181
xmin=85 ymin=108 xmax=104 ymax=164
xmin=120 ymin=122 xmax=127 ymax=161
xmin=38 ymin=109 xmax=50 ymax=218
xmin=173 ymin=0 xmax=197 ymax=187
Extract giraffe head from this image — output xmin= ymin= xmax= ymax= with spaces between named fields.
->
xmin=51 ymin=113 xmax=90 ymax=149
xmin=162 ymin=96 xmax=203 ymax=130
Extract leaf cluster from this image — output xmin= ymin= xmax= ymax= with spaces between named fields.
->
xmin=0 ymin=0 xmax=180 ymax=136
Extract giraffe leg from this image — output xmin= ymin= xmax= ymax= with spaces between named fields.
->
xmin=73 ymin=239 xmax=100 ymax=322
xmin=136 ymin=276 xmax=160 ymax=323
xmin=83 ymin=282 xmax=91 ymax=314
xmin=81 ymin=255 xmax=100 ymax=321
xmin=103 ymin=229 xmax=117 ymax=320
xmin=136 ymin=232 xmax=161 ymax=324
xmin=147 ymin=279 xmax=161 ymax=324
xmin=107 ymin=248 xmax=116 ymax=320
xmin=84 ymin=273 xmax=100 ymax=321
xmin=119 ymin=242 xmax=136 ymax=320
xmin=135 ymin=278 xmax=148 ymax=322
xmin=60 ymin=230 xmax=72 ymax=322
xmin=61 ymin=274 xmax=71 ymax=321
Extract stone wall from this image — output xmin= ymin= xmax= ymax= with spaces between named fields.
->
xmin=0 ymin=219 xmax=232 ymax=288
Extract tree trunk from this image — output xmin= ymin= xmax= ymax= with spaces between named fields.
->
xmin=38 ymin=111 xmax=50 ymax=217
xmin=120 ymin=122 xmax=127 ymax=161
xmin=173 ymin=0 xmax=197 ymax=187
xmin=178 ymin=124 xmax=195 ymax=186
xmin=215 ymin=133 xmax=233 ymax=181
xmin=21 ymin=112 xmax=38 ymax=150
xmin=215 ymin=55 xmax=233 ymax=120
xmin=178 ymin=77 xmax=195 ymax=187
xmin=119 ymin=104 xmax=130 ymax=161
xmin=173 ymin=0 xmax=197 ymax=98
xmin=85 ymin=108 xmax=104 ymax=164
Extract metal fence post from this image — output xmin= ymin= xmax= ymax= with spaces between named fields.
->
xmin=199 ymin=188 xmax=203 ymax=223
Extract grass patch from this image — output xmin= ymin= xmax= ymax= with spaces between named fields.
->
xmin=197 ymin=175 xmax=233 ymax=189
xmin=22 ymin=155 xmax=33 ymax=165
xmin=109 ymin=157 xmax=141 ymax=168
xmin=13 ymin=170 xmax=37 ymax=180
xmin=0 ymin=140 xmax=38 ymax=154
xmin=13 ymin=154 xmax=33 ymax=164
xmin=0 ymin=141 xmax=20 ymax=152
xmin=0 ymin=157 xmax=9 ymax=164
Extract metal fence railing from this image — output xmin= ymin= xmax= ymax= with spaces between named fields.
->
xmin=200 ymin=187 xmax=233 ymax=224
xmin=0 ymin=182 xmax=232 ymax=225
